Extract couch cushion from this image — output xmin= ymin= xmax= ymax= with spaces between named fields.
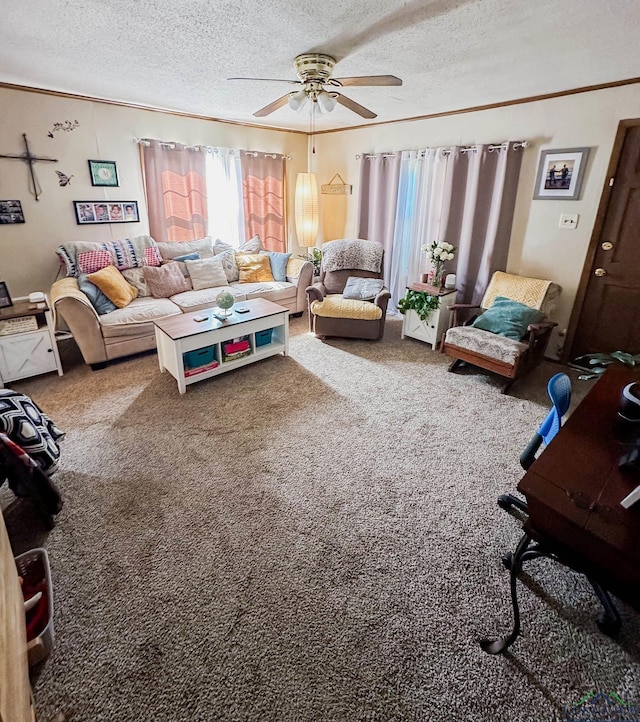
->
xmin=77 ymin=249 xmax=113 ymax=274
xmin=157 ymin=237 xmax=214 ymax=260
xmin=99 ymin=297 xmax=182 ymax=337
xmin=236 ymin=253 xmax=274 ymax=283
xmin=185 ymin=256 xmax=228 ymax=290
xmin=239 ymin=281 xmax=296 ymax=303
xmin=445 ymin=326 xmax=528 ymax=365
xmin=87 ymin=265 xmax=138 ymax=308
xmin=143 ymin=262 xmax=192 ymax=298
xmin=170 ymin=286 xmax=247 ymax=312
xmin=310 ymin=294 xmax=383 ymax=320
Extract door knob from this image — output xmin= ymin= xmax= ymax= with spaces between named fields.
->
xmin=601 ymin=242 xmax=613 ymax=251
xmin=595 ymin=268 xmax=607 ymax=277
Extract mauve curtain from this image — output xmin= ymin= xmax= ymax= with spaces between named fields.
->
xmin=443 ymin=143 xmax=524 ymax=304
xmin=357 ymin=153 xmax=401 ymax=284
xmin=141 ymin=140 xmax=207 ymax=243
xmin=240 ymin=152 xmax=286 ymax=252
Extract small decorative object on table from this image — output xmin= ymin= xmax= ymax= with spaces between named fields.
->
xmin=216 ymin=290 xmax=235 ymax=317
xmin=421 ymin=240 xmax=456 ymax=288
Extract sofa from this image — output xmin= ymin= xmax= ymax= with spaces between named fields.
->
xmin=50 ymin=235 xmax=313 ymax=367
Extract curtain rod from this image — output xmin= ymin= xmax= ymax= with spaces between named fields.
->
xmin=356 ymin=140 xmax=529 ymax=160
xmin=134 ymin=138 xmax=291 ymax=159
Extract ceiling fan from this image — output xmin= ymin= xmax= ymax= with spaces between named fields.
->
xmin=228 ymin=53 xmax=402 ymax=119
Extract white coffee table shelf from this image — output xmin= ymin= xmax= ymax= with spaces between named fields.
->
xmin=154 ymin=298 xmax=289 ymax=394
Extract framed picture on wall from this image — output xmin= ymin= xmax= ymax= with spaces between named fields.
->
xmin=0 ymin=200 xmax=25 ymax=224
xmin=74 ymin=200 xmax=139 ymax=224
xmin=88 ymin=160 xmax=119 ymax=187
xmin=533 ymin=147 xmax=590 ymax=200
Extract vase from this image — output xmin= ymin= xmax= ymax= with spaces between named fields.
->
xmin=432 ymin=264 xmax=445 ymax=288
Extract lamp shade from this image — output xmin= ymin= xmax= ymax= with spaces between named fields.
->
xmin=295 ymin=172 xmax=319 ymax=247
xmin=288 ymin=90 xmax=308 ymax=112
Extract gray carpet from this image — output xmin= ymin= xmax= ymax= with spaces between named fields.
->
xmin=5 ymin=314 xmax=640 ymax=722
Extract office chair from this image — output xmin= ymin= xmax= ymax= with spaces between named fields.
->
xmin=498 ymin=372 xmax=572 ymax=513
xmin=495 ymin=371 xmax=621 ymax=639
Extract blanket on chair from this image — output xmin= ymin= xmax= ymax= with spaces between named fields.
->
xmin=322 ymin=239 xmax=383 ymax=273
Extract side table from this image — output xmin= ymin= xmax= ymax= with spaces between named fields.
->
xmin=400 ymin=285 xmax=457 ymax=349
xmin=0 ymin=297 xmax=63 ymax=387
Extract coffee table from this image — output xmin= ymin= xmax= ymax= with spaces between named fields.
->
xmin=153 ymin=298 xmax=289 ymax=393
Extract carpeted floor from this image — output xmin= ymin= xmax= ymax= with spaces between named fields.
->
xmin=5 ymin=314 xmax=639 ymax=722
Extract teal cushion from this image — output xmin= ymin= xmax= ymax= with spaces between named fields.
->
xmin=261 ymin=251 xmax=291 ymax=282
xmin=173 ymin=252 xmax=200 ymax=262
xmin=472 ymin=296 xmax=544 ymax=340
xmin=78 ymin=274 xmax=117 ymax=315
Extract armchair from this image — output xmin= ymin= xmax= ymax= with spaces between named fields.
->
xmin=441 ymin=271 xmax=561 ymax=393
xmin=306 ymin=239 xmax=390 ymax=340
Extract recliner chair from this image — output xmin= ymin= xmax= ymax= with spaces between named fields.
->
xmin=306 ymin=239 xmax=390 ymax=340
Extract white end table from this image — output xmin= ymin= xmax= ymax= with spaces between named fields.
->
xmin=400 ymin=285 xmax=457 ymax=349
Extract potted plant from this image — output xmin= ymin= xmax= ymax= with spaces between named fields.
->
xmin=570 ymin=351 xmax=640 ymax=380
xmin=397 ymin=289 xmax=441 ymax=319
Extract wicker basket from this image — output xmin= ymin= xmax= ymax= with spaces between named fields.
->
xmin=15 ymin=547 xmax=54 ymax=666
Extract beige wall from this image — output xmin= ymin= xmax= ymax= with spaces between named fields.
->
xmin=3 ymin=83 xmax=640 ymax=358
xmin=0 ymin=87 xmax=307 ymax=298
xmin=312 ymin=85 xmax=640 ymax=357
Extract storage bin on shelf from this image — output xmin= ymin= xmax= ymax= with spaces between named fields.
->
xmin=255 ymin=328 xmax=273 ymax=347
xmin=183 ymin=345 xmax=217 ymax=369
xmin=15 ymin=547 xmax=54 ymax=666
xmin=222 ymin=336 xmax=251 ymax=362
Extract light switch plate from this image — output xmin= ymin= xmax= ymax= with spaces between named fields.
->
xmin=559 ymin=213 xmax=578 ymax=229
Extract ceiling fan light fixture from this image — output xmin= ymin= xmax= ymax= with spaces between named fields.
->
xmin=288 ymin=90 xmax=308 ymax=111
xmin=316 ymin=90 xmax=337 ymax=113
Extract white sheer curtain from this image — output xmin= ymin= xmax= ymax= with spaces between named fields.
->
xmin=205 ymin=148 xmax=245 ymax=246
xmin=387 ymin=149 xmax=453 ymax=309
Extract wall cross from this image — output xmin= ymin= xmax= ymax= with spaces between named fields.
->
xmin=0 ymin=133 xmax=58 ymax=201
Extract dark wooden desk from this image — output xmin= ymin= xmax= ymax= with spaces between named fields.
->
xmin=482 ymin=365 xmax=640 ymax=654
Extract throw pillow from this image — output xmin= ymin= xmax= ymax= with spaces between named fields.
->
xmin=261 ymin=251 xmax=292 ymax=282
xmin=236 ymin=253 xmax=274 ymax=283
xmin=342 ymin=276 xmax=384 ymax=301
xmin=86 ymin=265 xmax=138 ymax=308
xmin=77 ymin=250 xmax=112 ymax=274
xmin=213 ymin=240 xmax=239 ymax=282
xmin=121 ymin=268 xmax=150 ymax=297
xmin=77 ymin=274 xmax=118 ymax=315
xmin=143 ymin=262 xmax=192 ymax=298
xmin=184 ymin=255 xmax=229 ymax=290
xmin=156 ymin=237 xmax=214 ymax=260
xmin=239 ymin=235 xmax=263 ymax=253
xmin=174 ymin=252 xmax=201 ymax=262
xmin=472 ymin=296 xmax=544 ymax=340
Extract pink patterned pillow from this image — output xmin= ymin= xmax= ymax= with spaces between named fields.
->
xmin=77 ymin=250 xmax=112 ymax=274
xmin=142 ymin=262 xmax=192 ymax=298
xmin=144 ymin=245 xmax=162 ymax=267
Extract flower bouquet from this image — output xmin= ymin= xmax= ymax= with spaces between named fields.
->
xmin=421 ymin=240 xmax=456 ymax=287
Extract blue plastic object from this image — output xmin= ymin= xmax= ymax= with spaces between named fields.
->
xmin=519 ymin=372 xmax=572 ymax=469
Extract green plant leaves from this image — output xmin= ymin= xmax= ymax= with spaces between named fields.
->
xmin=397 ymin=290 xmax=440 ymax=320
xmin=569 ymin=350 xmax=640 ymax=380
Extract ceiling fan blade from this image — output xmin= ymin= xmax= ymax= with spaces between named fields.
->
xmin=253 ymin=94 xmax=291 ymax=117
xmin=335 ymin=93 xmax=377 ymax=119
xmin=228 ymin=77 xmax=301 ymax=85
xmin=330 ymin=75 xmax=402 ymax=87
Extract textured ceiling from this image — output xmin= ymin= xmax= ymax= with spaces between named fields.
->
xmin=2 ymin=0 xmax=640 ymax=132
